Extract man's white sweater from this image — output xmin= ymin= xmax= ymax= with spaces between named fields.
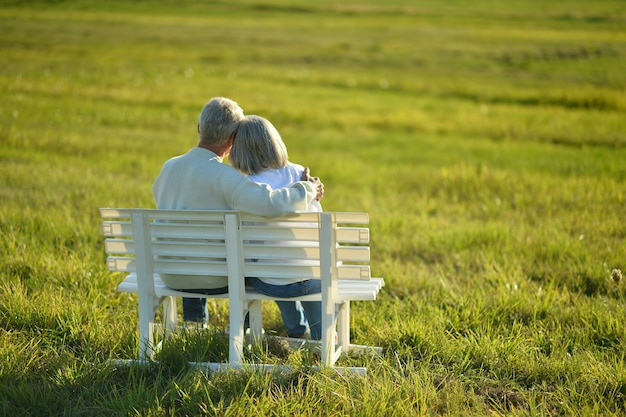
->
xmin=152 ymin=147 xmax=316 ymax=289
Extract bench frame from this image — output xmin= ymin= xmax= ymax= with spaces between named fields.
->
xmin=100 ymin=208 xmax=384 ymax=373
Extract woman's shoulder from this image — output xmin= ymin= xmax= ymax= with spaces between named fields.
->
xmin=286 ymin=162 xmax=305 ymax=177
xmin=247 ymin=162 xmax=307 ymax=189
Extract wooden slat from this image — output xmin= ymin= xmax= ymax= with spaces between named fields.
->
xmin=120 ymin=272 xmax=380 ymax=288
xmin=333 ymin=212 xmax=369 ymax=224
xmin=116 ymin=273 xmax=383 ymax=301
xmin=107 ymin=257 xmax=229 ymax=276
xmin=241 ymin=213 xmax=321 ymax=223
xmin=100 ymin=208 xmax=234 ymax=221
xmin=101 ymin=209 xmax=367 ymax=224
xmin=241 ymin=227 xmax=319 ymax=242
xmin=244 ymin=262 xmax=320 ymax=280
xmin=243 ymin=236 xmax=368 ymax=261
xmin=336 ymin=227 xmax=369 ymax=244
xmin=147 ymin=210 xmax=233 ymax=222
xmin=109 ymin=258 xmax=371 ymax=280
xmin=103 ymin=222 xmax=228 ymax=239
xmin=105 ymin=239 xmax=229 ymax=258
xmin=337 ymin=265 xmax=371 ymax=280
xmin=104 ymin=238 xmax=135 ymax=255
xmin=99 ymin=208 xmax=132 ymax=219
xmin=242 ymin=263 xmax=370 ymax=281
xmin=242 ymin=246 xmax=368 ymax=263
xmin=107 ymin=256 xmax=135 ymax=272
xmin=243 ymin=244 xmax=320 ymax=260
xmin=336 ymin=246 xmax=370 ymax=262
xmin=149 ymin=223 xmax=227 ymax=240
xmin=241 ymin=226 xmax=369 ymax=244
xmin=102 ymin=221 xmax=132 ymax=237
xmin=153 ymin=259 xmax=228 ymax=276
xmin=152 ymin=241 xmax=227 ymax=258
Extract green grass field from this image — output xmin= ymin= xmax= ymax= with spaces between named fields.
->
xmin=1 ymin=0 xmax=626 ymax=415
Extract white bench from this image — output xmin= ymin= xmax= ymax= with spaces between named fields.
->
xmin=100 ymin=208 xmax=384 ymax=373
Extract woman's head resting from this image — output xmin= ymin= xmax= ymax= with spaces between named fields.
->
xmin=231 ymin=115 xmax=289 ymax=175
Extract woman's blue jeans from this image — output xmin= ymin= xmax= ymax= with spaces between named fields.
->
xmin=246 ymin=277 xmax=322 ymax=340
xmin=181 ymin=287 xmax=228 ymax=325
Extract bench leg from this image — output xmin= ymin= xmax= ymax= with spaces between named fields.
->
xmin=137 ymin=292 xmax=160 ymax=360
xmin=229 ymin=297 xmax=247 ymax=365
xmin=161 ymin=296 xmax=178 ymax=336
xmin=321 ymin=302 xmax=337 ymax=367
xmin=248 ymin=300 xmax=263 ymax=340
xmin=337 ymin=301 xmax=350 ymax=348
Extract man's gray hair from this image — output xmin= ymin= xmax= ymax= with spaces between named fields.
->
xmin=198 ymin=97 xmax=245 ymax=146
xmin=230 ymin=115 xmax=288 ymax=175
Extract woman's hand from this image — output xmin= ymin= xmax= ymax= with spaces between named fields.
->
xmin=301 ymin=167 xmax=324 ymax=201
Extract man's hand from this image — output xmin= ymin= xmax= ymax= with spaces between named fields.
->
xmin=301 ymin=167 xmax=324 ymax=202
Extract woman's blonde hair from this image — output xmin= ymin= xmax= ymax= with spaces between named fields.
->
xmin=230 ymin=115 xmax=288 ymax=175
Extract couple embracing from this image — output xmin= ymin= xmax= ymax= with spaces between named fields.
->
xmin=152 ymin=97 xmax=324 ymax=339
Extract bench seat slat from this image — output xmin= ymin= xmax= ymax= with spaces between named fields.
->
xmin=105 ymin=239 xmax=229 ymax=258
xmin=103 ymin=221 xmax=369 ymax=244
xmin=336 ymin=246 xmax=369 ymax=262
xmin=108 ymin=256 xmax=370 ymax=280
xmin=100 ymin=208 xmax=236 ymax=221
xmin=108 ymin=257 xmax=229 ymax=276
xmin=107 ymin=240 xmax=359 ymax=258
xmin=242 ymin=228 xmax=319 ymax=242
xmin=245 ymin=263 xmax=373 ymax=280
xmin=102 ymin=221 xmax=132 ymax=237
xmin=103 ymin=222 xmax=228 ymax=240
xmin=337 ymin=227 xmax=369 ymax=244
xmin=243 ymin=245 xmax=369 ymax=263
xmin=243 ymin=227 xmax=369 ymax=244
xmin=117 ymin=273 xmax=383 ymax=301
xmin=104 ymin=239 xmax=135 ymax=254
xmin=149 ymin=223 xmax=227 ymax=240
xmin=241 ymin=212 xmax=368 ymax=225
xmin=153 ymin=242 xmax=227 ymax=258
xmin=105 ymin=240 xmax=370 ymax=263
xmin=244 ymin=245 xmax=319 ymax=260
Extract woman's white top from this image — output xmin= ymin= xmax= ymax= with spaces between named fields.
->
xmin=248 ymin=162 xmax=323 ymax=285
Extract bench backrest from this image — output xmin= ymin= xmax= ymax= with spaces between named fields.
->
xmin=100 ymin=209 xmax=372 ymax=294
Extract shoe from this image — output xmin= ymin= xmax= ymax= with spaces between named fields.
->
xmin=287 ymin=329 xmax=311 ymax=339
xmin=265 ymin=337 xmax=291 ymax=358
xmin=185 ymin=320 xmax=208 ymax=330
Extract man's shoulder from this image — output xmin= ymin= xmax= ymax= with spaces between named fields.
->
xmin=162 ymin=148 xmax=222 ymax=168
xmin=162 ymin=148 xmax=193 ymax=163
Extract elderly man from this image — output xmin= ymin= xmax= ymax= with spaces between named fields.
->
xmin=152 ymin=96 xmax=323 ymax=328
